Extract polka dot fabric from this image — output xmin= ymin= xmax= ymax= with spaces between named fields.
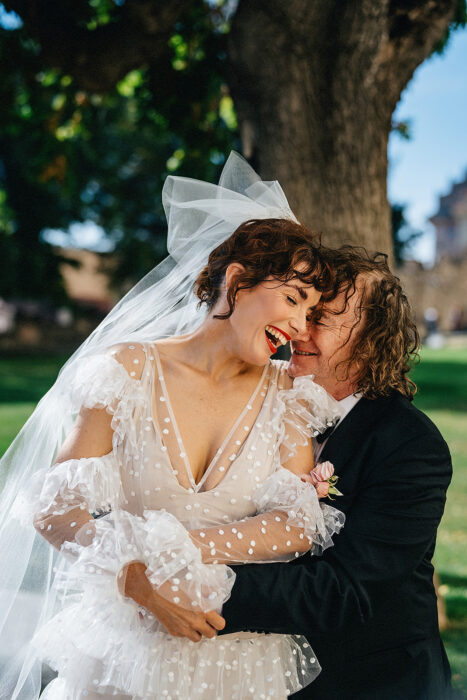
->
xmin=21 ymin=343 xmax=343 ymax=699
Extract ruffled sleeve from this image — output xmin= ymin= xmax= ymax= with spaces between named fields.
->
xmin=189 ymin=466 xmax=345 ymax=565
xmin=20 ymin=453 xmax=235 ymax=612
xmin=253 ymin=467 xmax=345 ymax=556
xmin=59 ymin=509 xmax=235 ymax=613
xmin=14 ymin=350 xmax=144 ymax=523
xmin=12 ymin=350 xmax=147 ymax=547
xmin=68 ymin=352 xmax=147 ymax=448
xmin=272 ymin=373 xmax=342 ymax=459
xmin=69 ymin=353 xmax=139 ymax=412
xmin=13 ymin=453 xmax=121 ymax=528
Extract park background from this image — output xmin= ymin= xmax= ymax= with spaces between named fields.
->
xmin=0 ymin=1 xmax=466 ymax=695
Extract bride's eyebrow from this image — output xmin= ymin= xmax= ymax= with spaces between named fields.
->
xmin=283 ymin=283 xmax=308 ymax=300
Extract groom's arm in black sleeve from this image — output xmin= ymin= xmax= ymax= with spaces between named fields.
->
xmin=221 ymin=429 xmax=452 ymax=636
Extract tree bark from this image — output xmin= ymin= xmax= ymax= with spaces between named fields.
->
xmin=227 ymin=0 xmax=458 ymax=253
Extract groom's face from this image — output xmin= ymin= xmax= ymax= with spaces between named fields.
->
xmin=287 ymin=286 xmax=363 ymax=400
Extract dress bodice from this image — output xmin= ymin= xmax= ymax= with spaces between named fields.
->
xmin=115 ymin=342 xmax=292 ymax=530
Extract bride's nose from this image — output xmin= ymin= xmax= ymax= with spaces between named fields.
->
xmin=290 ymin=310 xmax=309 ymax=339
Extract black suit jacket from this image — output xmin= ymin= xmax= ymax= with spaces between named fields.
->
xmin=221 ymin=392 xmax=455 ymax=699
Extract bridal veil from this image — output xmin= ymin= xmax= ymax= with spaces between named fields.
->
xmin=0 ymin=153 xmax=305 ymax=698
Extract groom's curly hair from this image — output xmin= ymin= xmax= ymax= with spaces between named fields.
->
xmin=311 ymin=246 xmax=420 ymax=400
xmin=195 ymin=218 xmax=340 ymax=318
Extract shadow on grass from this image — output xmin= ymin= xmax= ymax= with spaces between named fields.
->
xmin=442 ymin=574 xmax=467 ymax=589
xmin=447 ymin=595 xmax=467 ymax=622
xmin=441 ymin=627 xmax=467 ymax=696
xmin=411 ymin=360 xmax=467 ymax=413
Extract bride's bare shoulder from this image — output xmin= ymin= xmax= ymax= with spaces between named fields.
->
xmin=106 ymin=342 xmax=147 ymax=380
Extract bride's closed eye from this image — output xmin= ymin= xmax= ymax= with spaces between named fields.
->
xmin=286 ymin=295 xmax=297 ymax=305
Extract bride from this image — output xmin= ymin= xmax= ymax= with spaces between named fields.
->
xmin=0 ymin=153 xmax=344 ymax=700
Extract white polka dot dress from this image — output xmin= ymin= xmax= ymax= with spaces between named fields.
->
xmin=20 ymin=342 xmax=343 ymax=699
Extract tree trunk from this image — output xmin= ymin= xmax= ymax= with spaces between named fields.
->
xmin=228 ymin=0 xmax=458 ymax=254
xmin=7 ymin=0 xmax=459 ymax=254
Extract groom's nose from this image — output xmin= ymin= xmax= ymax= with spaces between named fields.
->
xmin=292 ymin=324 xmax=313 ymax=343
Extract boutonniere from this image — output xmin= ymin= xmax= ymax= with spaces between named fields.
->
xmin=301 ymin=460 xmax=342 ymax=500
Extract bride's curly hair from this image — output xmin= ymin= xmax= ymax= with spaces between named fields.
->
xmin=195 ymin=218 xmax=339 ymax=319
xmin=312 ymin=246 xmax=420 ymax=400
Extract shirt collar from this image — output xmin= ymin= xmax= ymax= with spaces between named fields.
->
xmin=337 ymin=392 xmax=362 ymax=422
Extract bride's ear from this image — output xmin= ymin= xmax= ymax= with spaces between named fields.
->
xmin=212 ymin=263 xmax=246 ymax=316
xmin=224 ymin=263 xmax=246 ymax=290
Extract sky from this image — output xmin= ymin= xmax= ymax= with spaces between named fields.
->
xmin=387 ymin=27 xmax=467 ymax=264
xmin=1 ymin=5 xmax=466 ymax=264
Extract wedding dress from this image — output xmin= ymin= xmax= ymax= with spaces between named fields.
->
xmin=15 ymin=341 xmax=343 ymax=699
xmin=0 ymin=152 xmax=343 ymax=699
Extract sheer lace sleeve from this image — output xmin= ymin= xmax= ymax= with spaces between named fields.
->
xmin=190 ymin=468 xmax=344 ymax=565
xmin=272 ymin=373 xmax=342 ymax=462
xmin=15 ymin=347 xmax=235 ymax=612
xmin=190 ymin=374 xmax=344 ymax=565
xmin=12 ymin=350 xmax=144 ymax=549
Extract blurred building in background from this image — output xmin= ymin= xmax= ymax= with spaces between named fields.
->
xmin=58 ymin=248 xmax=117 ymax=313
xmin=431 ymin=174 xmax=467 ymax=262
xmin=2 ymin=180 xmax=467 ymax=352
xmin=399 ymin=257 xmax=467 ymax=335
xmin=0 ymin=247 xmax=118 ymax=354
xmin=399 ymin=172 xmax=467 ymax=339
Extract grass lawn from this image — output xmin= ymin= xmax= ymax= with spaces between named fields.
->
xmin=0 ymin=356 xmax=65 ymax=455
xmin=0 ymin=347 xmax=466 ymax=693
xmin=411 ymin=348 xmax=467 ymax=696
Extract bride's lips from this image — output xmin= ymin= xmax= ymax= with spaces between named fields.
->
xmin=264 ymin=325 xmax=291 ymax=354
xmin=265 ymin=333 xmax=278 ymax=354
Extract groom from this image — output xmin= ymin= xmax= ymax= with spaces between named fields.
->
xmin=221 ymin=248 xmax=455 ymax=699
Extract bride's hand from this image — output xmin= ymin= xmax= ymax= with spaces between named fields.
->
xmin=119 ymin=561 xmax=226 ymax=642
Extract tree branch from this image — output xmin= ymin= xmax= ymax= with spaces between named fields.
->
xmin=375 ymin=0 xmax=459 ymax=108
xmin=4 ymin=0 xmax=193 ymax=92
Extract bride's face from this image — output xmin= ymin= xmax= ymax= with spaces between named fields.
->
xmin=220 ymin=263 xmax=322 ymax=365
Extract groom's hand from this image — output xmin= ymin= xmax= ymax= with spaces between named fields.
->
xmin=119 ymin=561 xmax=226 ymax=642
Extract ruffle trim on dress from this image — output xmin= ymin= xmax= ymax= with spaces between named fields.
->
xmin=70 ymin=350 xmax=152 ymax=463
xmin=68 ymin=352 xmax=148 ymax=453
xmin=12 ymin=454 xmax=121 ymax=527
xmin=69 ymin=353 xmax=145 ymax=414
xmin=272 ymin=374 xmax=342 ymax=458
xmin=60 ymin=508 xmax=235 ymax=613
xmin=33 ymin=586 xmax=320 ymax=699
xmin=253 ymin=467 xmax=345 ymax=555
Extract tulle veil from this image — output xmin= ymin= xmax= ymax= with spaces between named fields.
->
xmin=0 ymin=152 xmax=299 ymax=698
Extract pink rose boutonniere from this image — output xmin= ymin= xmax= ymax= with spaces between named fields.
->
xmin=301 ymin=460 xmax=343 ymax=500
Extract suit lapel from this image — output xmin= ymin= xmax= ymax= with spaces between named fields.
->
xmin=320 ymin=394 xmax=394 ymax=472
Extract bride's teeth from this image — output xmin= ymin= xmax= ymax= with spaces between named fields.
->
xmin=265 ymin=325 xmax=287 ymax=346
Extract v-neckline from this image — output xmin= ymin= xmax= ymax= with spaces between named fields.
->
xmin=150 ymin=343 xmax=269 ymax=493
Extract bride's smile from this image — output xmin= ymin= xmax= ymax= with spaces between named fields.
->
xmin=170 ymin=269 xmax=323 ymax=379
xmin=221 ymin=272 xmax=322 ymax=366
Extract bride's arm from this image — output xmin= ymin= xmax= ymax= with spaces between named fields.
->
xmin=31 ymin=347 xmax=227 ymax=640
xmin=32 ymin=404 xmax=112 ymax=550
xmin=31 ymin=343 xmax=141 ymax=550
xmin=189 ymin=438 xmax=329 ymax=565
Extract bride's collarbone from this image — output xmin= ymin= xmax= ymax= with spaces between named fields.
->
xmin=154 ymin=362 xmax=266 ymax=480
